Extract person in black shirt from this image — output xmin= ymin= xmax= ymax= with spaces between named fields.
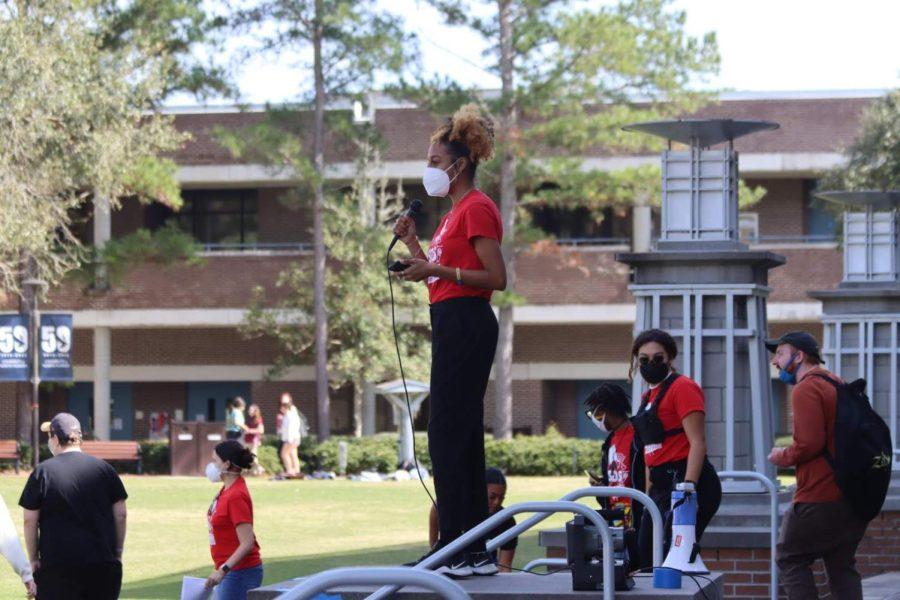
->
xmin=19 ymin=413 xmax=128 ymax=600
xmin=427 ymin=468 xmax=518 ymax=572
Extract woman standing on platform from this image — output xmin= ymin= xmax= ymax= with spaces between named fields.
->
xmin=629 ymin=329 xmax=722 ymax=570
xmin=393 ymin=104 xmax=507 ymax=578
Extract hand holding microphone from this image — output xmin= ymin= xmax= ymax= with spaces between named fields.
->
xmin=389 ymin=199 xmax=423 ymax=252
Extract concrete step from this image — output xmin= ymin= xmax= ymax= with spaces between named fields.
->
xmin=862 ymin=571 xmax=900 ymax=600
xmin=249 ymin=572 xmax=724 ymax=599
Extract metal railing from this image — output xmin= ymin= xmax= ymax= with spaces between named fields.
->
xmin=274 ymin=567 xmax=470 ymax=600
xmin=522 ymin=557 xmax=568 ymax=573
xmin=718 ymin=470 xmax=779 ymax=600
xmin=365 ymin=500 xmax=616 ymax=600
xmin=199 ymin=242 xmax=312 ymax=252
xmin=495 ymin=486 xmax=664 ymax=568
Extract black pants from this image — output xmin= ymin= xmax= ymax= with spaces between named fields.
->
xmin=428 ymin=297 xmax=498 ymax=552
xmin=36 ymin=561 xmax=122 ymax=600
xmin=638 ymin=458 xmax=722 ymax=570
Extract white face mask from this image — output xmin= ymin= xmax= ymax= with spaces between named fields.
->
xmin=422 ymin=160 xmax=461 ymax=197
xmin=205 ymin=461 xmax=223 ymax=483
xmin=588 ymin=412 xmax=609 ymax=433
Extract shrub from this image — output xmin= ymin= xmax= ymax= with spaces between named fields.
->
xmin=139 ymin=440 xmax=170 ymax=474
xmin=255 ymin=445 xmax=282 ymax=475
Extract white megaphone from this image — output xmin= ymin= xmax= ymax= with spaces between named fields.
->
xmin=661 ymin=482 xmax=709 ymax=574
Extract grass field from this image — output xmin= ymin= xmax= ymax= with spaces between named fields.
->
xmin=0 ymin=475 xmax=588 ymax=599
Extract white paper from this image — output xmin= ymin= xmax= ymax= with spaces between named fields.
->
xmin=180 ymin=576 xmax=211 ymax=600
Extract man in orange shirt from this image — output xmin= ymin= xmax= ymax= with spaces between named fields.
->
xmin=766 ymin=331 xmax=868 ymax=600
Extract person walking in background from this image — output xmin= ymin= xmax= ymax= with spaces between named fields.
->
xmin=19 ymin=413 xmax=127 ymax=600
xmin=225 ymin=397 xmax=247 ymax=441
xmin=279 ymin=393 xmax=303 ymax=478
xmin=243 ymin=404 xmax=265 ymax=475
xmin=204 ymin=441 xmax=263 ymax=599
xmin=0 ymin=492 xmax=35 ymax=597
xmin=767 ymin=331 xmax=869 ymax=600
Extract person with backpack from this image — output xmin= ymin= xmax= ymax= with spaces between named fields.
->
xmin=767 ymin=331 xmax=890 ymax=600
xmin=583 ymin=382 xmax=644 ymax=568
xmin=628 ymin=329 xmax=722 ymax=571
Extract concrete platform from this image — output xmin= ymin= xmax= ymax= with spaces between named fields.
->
xmin=862 ymin=572 xmax=900 ymax=600
xmin=249 ymin=572 xmax=724 ymax=599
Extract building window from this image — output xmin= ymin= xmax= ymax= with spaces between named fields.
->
xmin=804 ymin=180 xmax=838 ymax=239
xmin=147 ymin=189 xmax=259 ymax=246
xmin=738 ymin=212 xmax=759 ymax=241
xmin=530 ymin=206 xmax=630 ymax=244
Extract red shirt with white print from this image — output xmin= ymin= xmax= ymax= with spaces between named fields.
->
xmin=426 ymin=189 xmax=503 ymax=305
xmin=207 ymin=477 xmax=261 ymax=570
xmin=607 ymin=423 xmax=635 ymax=527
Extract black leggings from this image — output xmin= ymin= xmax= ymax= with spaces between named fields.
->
xmin=638 ymin=458 xmax=722 ymax=570
xmin=428 ymin=297 xmax=498 ymax=552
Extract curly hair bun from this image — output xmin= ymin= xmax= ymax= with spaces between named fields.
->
xmin=431 ymin=103 xmax=495 ymax=165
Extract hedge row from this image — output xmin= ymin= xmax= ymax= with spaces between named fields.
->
xmin=123 ymin=426 xmax=604 ymax=476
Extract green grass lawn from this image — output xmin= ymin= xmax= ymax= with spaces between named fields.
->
xmin=0 ymin=475 xmax=588 ymax=599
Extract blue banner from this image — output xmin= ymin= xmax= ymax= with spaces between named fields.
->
xmin=0 ymin=314 xmax=29 ymax=381
xmin=39 ymin=314 xmax=73 ymax=381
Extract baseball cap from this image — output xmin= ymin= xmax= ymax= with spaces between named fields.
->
xmin=40 ymin=413 xmax=83 ymax=440
xmin=764 ymin=331 xmax=825 ymax=364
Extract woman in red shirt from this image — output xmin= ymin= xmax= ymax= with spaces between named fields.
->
xmin=204 ymin=441 xmax=263 ymax=598
xmin=393 ymin=104 xmax=507 ymax=578
xmin=629 ymin=329 xmax=721 ymax=570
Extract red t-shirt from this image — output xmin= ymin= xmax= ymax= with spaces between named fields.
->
xmin=426 ymin=189 xmax=503 ymax=305
xmin=642 ymin=375 xmax=705 ymax=467
xmin=607 ymin=423 xmax=635 ymax=527
xmin=208 ymin=477 xmax=262 ymax=570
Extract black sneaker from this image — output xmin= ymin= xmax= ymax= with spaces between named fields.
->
xmin=435 ymin=552 xmax=474 ymax=578
xmin=469 ymin=551 xmax=499 ymax=576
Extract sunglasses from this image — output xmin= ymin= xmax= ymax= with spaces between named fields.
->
xmin=637 ymin=353 xmax=667 ymax=366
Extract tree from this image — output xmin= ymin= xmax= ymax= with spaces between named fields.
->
xmin=409 ymin=0 xmax=720 ymax=438
xmin=228 ymin=0 xmax=413 ymax=441
xmin=241 ymin=161 xmax=432 ymax=438
xmin=824 ymin=89 xmax=900 ymax=191
xmin=0 ymin=2 xmax=185 ymax=442
xmin=96 ymin=0 xmax=233 ymax=100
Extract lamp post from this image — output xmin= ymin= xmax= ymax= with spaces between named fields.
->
xmin=23 ymin=278 xmax=47 ymax=469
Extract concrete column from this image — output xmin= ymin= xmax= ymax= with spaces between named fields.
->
xmin=93 ymin=326 xmax=111 ymax=440
xmin=632 ymin=192 xmax=653 ymax=252
xmin=362 ymin=381 xmax=376 ymax=436
xmin=93 ymin=197 xmax=112 ymax=440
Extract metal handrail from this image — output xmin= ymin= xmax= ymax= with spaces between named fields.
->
xmin=718 ymin=470 xmax=778 ymax=600
xmin=365 ymin=501 xmax=615 ymax=600
xmin=522 ymin=557 xmax=569 ymax=573
xmin=274 ymin=567 xmax=470 ymax=600
xmin=494 ymin=486 xmax=664 ymax=567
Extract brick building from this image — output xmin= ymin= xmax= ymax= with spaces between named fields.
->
xmin=0 ymin=90 xmax=879 ymax=442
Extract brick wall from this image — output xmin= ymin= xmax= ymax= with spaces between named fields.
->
xmin=132 ymin=382 xmax=187 ymax=439
xmin=0 ymin=383 xmax=18 ymax=439
xmin=745 ymin=178 xmax=806 ymax=238
xmin=513 ymin=325 xmax=633 ymax=363
xmin=250 ymin=381 xmax=354 ymax=436
xmin=484 ymin=380 xmax=545 ymax=435
xmin=705 ymin=510 xmax=900 ymax=599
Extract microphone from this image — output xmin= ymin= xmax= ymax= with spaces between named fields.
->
xmin=387 ymin=199 xmax=423 ymax=252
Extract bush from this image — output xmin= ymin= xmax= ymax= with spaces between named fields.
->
xmin=139 ymin=440 xmax=170 ymax=474
xmin=255 ymin=445 xmax=282 ymax=475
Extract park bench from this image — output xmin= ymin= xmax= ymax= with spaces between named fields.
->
xmin=0 ymin=440 xmax=20 ymax=473
xmin=81 ymin=440 xmax=142 ymax=474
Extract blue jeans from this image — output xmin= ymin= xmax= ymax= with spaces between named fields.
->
xmin=215 ymin=564 xmax=263 ymax=600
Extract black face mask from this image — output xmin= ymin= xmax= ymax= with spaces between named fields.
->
xmin=640 ymin=361 xmax=670 ymax=385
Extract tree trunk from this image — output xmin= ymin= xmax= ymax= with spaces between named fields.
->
xmin=352 ymin=380 xmax=363 ymax=438
xmin=312 ymin=0 xmax=330 ymax=442
xmin=493 ymin=0 xmax=517 ymax=440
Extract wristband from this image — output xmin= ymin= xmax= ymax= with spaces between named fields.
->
xmin=455 ymin=267 xmax=462 ymax=286
xmin=220 ymin=564 xmax=231 ymax=574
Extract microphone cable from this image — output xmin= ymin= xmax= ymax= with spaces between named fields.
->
xmin=386 ymin=247 xmax=437 ymax=511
